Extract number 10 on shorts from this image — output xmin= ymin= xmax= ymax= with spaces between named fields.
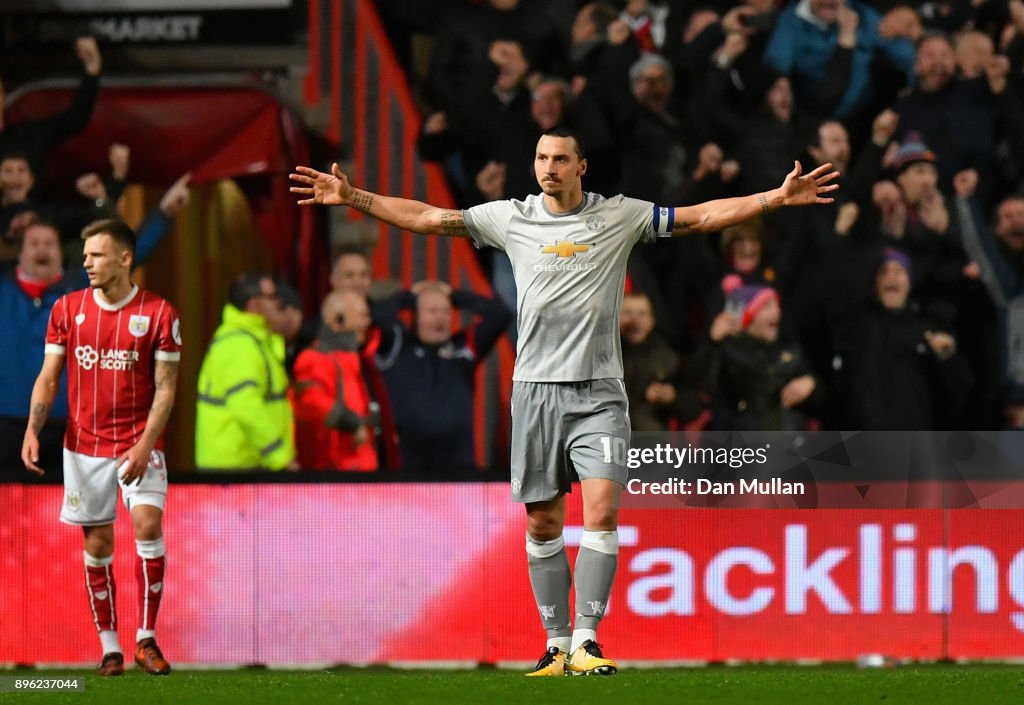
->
xmin=600 ymin=436 xmax=628 ymax=465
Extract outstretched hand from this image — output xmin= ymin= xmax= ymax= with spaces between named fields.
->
xmin=160 ymin=172 xmax=192 ymax=217
xmin=779 ymin=161 xmax=840 ymax=207
xmin=290 ymin=162 xmax=354 ymax=206
xmin=75 ymin=36 xmax=102 ymax=76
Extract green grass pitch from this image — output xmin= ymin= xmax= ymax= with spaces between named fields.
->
xmin=4 ymin=665 xmax=1023 ymax=705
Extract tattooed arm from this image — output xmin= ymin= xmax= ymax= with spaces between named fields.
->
xmin=671 ymin=161 xmax=840 ymax=235
xmin=22 ymin=353 xmax=66 ymax=475
xmin=118 ymin=359 xmax=178 ymax=485
xmin=290 ymin=162 xmax=470 ymax=238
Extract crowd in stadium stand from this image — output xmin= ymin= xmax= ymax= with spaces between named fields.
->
xmin=0 ymin=39 xmax=192 ymax=477
xmin=4 ymin=0 xmax=1024 ymax=476
xmin=388 ymin=0 xmax=1024 ymax=436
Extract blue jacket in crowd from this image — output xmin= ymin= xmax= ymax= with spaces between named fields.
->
xmin=374 ymin=288 xmax=511 ymax=473
xmin=764 ymin=0 xmax=915 ymax=119
xmin=0 ymin=210 xmax=173 ymax=420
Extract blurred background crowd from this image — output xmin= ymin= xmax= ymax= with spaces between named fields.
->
xmin=2 ymin=0 xmax=1024 ymax=478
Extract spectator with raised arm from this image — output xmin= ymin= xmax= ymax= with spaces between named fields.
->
xmin=684 ymin=0 xmax=780 ymax=145
xmin=374 ymin=280 xmax=512 ymax=476
xmin=615 ymin=53 xmax=689 ymax=205
xmin=425 ymin=0 xmax=565 ymax=115
xmin=419 ymin=38 xmax=538 ymax=204
xmin=0 ymin=37 xmax=103 ymax=176
xmin=832 ymin=249 xmax=972 ymax=429
xmin=692 ymin=281 xmax=820 ymax=431
xmin=954 ymin=171 xmax=1024 ymax=427
xmin=763 ymin=0 xmax=916 ymax=121
xmin=72 ymin=144 xmax=132 ymax=219
xmin=894 ymin=31 xmax=1002 ymax=199
xmin=0 ymin=173 xmax=190 ymax=477
xmin=3 ymin=144 xmax=135 ymax=263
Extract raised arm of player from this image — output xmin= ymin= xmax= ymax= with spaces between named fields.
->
xmin=22 ymin=352 xmax=66 ymax=476
xmin=671 ymin=161 xmax=839 ymax=235
xmin=290 ymin=163 xmax=470 ymax=238
xmin=118 ymin=359 xmax=178 ymax=486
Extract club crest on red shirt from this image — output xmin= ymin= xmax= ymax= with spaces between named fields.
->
xmin=129 ymin=315 xmax=150 ymax=337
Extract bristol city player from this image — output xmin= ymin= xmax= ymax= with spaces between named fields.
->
xmin=22 ymin=219 xmax=180 ymax=677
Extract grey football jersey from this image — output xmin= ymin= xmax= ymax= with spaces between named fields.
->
xmin=464 ymin=192 xmax=669 ymax=382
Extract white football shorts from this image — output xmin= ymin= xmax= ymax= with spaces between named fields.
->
xmin=60 ymin=448 xmax=168 ymax=526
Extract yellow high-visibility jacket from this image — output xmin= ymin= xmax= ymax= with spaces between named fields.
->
xmin=195 ymin=304 xmax=295 ymax=470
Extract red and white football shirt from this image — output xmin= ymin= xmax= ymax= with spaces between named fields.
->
xmin=45 ymin=285 xmax=181 ymax=458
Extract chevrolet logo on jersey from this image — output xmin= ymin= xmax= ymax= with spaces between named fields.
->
xmin=541 ymin=240 xmax=594 ymax=258
xmin=535 ymin=240 xmax=598 ymax=272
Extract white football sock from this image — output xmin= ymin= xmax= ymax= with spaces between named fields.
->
xmin=99 ymin=630 xmax=121 ymax=655
xmin=571 ymin=629 xmax=598 ymax=654
xmin=547 ymin=637 xmax=570 ymax=653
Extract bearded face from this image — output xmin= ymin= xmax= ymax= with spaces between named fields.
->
xmin=915 ymin=37 xmax=956 ymax=92
xmin=997 ymin=198 xmax=1024 ymax=252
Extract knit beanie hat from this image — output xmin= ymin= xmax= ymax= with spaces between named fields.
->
xmin=894 ymin=132 xmax=936 ymax=174
xmin=879 ymin=247 xmax=912 ymax=279
xmin=722 ymin=275 xmax=779 ymax=329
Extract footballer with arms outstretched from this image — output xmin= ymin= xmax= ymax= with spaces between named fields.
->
xmin=291 ymin=127 xmax=838 ymax=675
xmin=22 ymin=219 xmax=180 ymax=677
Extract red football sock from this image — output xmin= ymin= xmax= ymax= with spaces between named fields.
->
xmin=85 ymin=563 xmax=117 ymax=633
xmin=136 ymin=555 xmax=166 ymax=633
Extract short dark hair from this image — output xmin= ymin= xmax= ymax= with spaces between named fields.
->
xmin=18 ymin=217 xmax=59 ymax=248
xmin=81 ymin=219 xmax=136 ymax=257
xmin=23 ymin=217 xmax=58 ymax=235
xmin=802 ymin=117 xmax=841 ymax=150
xmin=916 ymin=29 xmax=954 ymax=53
xmin=0 ymin=150 xmax=32 ymax=167
xmin=540 ymin=126 xmax=587 ymax=160
xmin=229 ymin=271 xmax=272 ymax=310
xmin=623 ymin=290 xmax=652 ymax=304
xmin=330 ymin=244 xmax=370 ymax=269
xmin=996 ymin=194 xmax=1024 ymax=220
xmin=274 ymin=276 xmax=304 ymax=311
